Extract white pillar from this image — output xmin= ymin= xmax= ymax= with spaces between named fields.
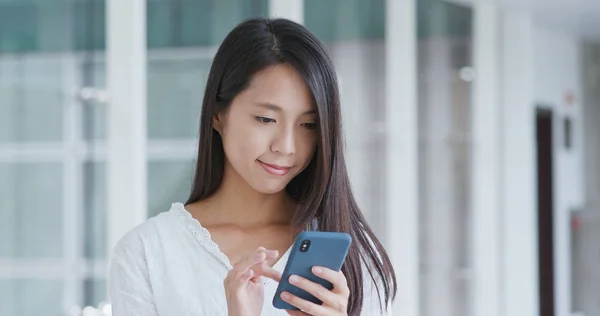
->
xmin=106 ymin=0 xmax=147 ymax=257
xmin=269 ymin=0 xmax=304 ymax=24
xmin=386 ymin=0 xmax=419 ymax=315
xmin=500 ymin=11 xmax=539 ymax=316
xmin=420 ymin=37 xmax=455 ymax=316
xmin=471 ymin=3 xmax=501 ymax=316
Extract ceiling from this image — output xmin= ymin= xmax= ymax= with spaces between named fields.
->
xmin=449 ymin=0 xmax=600 ymax=41
xmin=501 ymin=0 xmax=600 ymax=40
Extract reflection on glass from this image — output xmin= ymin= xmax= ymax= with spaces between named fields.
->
xmin=416 ymin=0 xmax=473 ymax=315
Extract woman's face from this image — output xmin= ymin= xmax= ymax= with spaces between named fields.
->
xmin=214 ymin=64 xmax=318 ymax=194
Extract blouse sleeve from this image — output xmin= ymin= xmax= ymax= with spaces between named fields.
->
xmin=109 ymin=232 xmax=160 ymax=316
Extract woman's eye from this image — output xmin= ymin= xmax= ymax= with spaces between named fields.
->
xmin=302 ymin=122 xmax=318 ymax=130
xmin=255 ymin=116 xmax=275 ymax=124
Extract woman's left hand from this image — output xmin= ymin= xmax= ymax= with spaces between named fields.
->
xmin=280 ymin=266 xmax=349 ymax=316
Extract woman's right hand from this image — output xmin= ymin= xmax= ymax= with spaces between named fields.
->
xmin=224 ymin=247 xmax=282 ymax=316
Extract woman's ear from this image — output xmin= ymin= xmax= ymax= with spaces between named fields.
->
xmin=212 ymin=113 xmax=223 ymax=135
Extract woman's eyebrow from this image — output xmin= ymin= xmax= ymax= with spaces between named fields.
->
xmin=254 ymin=102 xmax=317 ymax=115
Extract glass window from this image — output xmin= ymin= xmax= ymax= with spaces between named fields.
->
xmin=148 ymin=160 xmax=196 ymax=218
xmin=0 ymin=279 xmax=63 ymax=316
xmin=0 ymin=0 xmax=271 ymax=54
xmin=0 ymin=162 xmax=63 ymax=259
xmin=83 ymin=278 xmax=107 ymax=307
xmin=0 ymin=57 xmax=64 ymax=143
xmin=0 ymin=1 xmax=106 ymax=314
xmin=305 ymin=0 xmax=384 ymax=43
xmin=82 ymin=60 xmax=107 ymax=141
xmin=178 ymin=0 xmax=269 ymax=47
xmin=84 ymin=162 xmax=107 ymax=260
xmin=416 ymin=0 xmax=474 ymax=315
xmin=0 ymin=2 xmax=39 ymax=53
xmin=145 ymin=0 xmax=269 ymax=219
xmin=0 ymin=0 xmax=272 ymax=313
xmin=146 ymin=0 xmax=269 ymax=140
xmin=73 ymin=0 xmax=106 ymax=52
xmin=148 ymin=58 xmax=211 ymax=139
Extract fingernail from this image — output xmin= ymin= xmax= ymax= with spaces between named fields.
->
xmin=281 ymin=292 xmax=290 ymax=300
xmin=289 ymin=275 xmax=299 ymax=284
xmin=267 ymin=250 xmax=278 ymax=257
xmin=313 ymin=267 xmax=323 ymax=275
xmin=255 ymin=252 xmax=265 ymax=260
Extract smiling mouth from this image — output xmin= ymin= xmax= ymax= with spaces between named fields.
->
xmin=257 ymin=160 xmax=292 ymax=176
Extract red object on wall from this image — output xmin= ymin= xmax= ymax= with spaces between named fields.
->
xmin=565 ymin=91 xmax=576 ymax=106
xmin=571 ymin=215 xmax=581 ymax=231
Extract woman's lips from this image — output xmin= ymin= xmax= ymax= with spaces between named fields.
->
xmin=258 ymin=160 xmax=292 ymax=176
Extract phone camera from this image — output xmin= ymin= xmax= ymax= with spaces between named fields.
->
xmin=300 ymin=240 xmax=311 ymax=252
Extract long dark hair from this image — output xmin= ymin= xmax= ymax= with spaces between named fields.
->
xmin=186 ymin=17 xmax=396 ymax=314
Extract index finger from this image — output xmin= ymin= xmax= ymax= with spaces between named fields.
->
xmin=311 ymin=266 xmax=349 ymax=296
xmin=252 ymin=262 xmax=282 ymax=282
xmin=232 ymin=248 xmax=278 ymax=278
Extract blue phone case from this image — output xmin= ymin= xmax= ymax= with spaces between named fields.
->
xmin=272 ymin=231 xmax=352 ymax=310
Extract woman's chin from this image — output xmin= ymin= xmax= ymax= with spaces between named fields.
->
xmin=252 ymin=180 xmax=289 ymax=195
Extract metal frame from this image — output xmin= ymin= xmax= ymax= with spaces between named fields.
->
xmin=62 ymin=50 xmax=84 ymax=312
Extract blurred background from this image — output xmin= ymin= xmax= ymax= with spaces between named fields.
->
xmin=0 ymin=0 xmax=599 ymax=315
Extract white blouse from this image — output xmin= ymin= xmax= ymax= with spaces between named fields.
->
xmin=109 ymin=203 xmax=390 ymax=316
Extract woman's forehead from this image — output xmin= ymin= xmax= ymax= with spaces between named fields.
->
xmin=236 ymin=64 xmax=316 ymax=114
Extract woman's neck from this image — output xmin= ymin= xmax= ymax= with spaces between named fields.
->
xmin=192 ymin=163 xmax=295 ymax=228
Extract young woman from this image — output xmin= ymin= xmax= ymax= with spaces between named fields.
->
xmin=109 ymin=17 xmax=396 ymax=316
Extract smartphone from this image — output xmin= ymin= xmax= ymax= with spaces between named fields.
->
xmin=272 ymin=231 xmax=352 ymax=310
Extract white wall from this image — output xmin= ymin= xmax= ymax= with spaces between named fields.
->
xmin=532 ymin=25 xmax=584 ymax=316
xmin=533 ymin=25 xmax=584 ymax=206
xmin=575 ymin=43 xmax=600 ymax=316
xmin=500 ymin=10 xmax=539 ymax=316
xmin=496 ymin=8 xmax=585 ymax=316
xmin=330 ymin=6 xmax=588 ymax=316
